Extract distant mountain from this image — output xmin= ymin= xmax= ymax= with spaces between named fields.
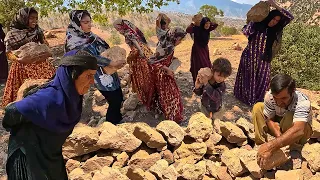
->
xmin=158 ymin=0 xmax=253 ymax=19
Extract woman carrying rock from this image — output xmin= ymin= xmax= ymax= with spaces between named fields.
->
xmin=156 ymin=13 xmax=171 ymax=41
xmin=1 ymin=7 xmax=56 ymax=107
xmin=234 ymin=0 xmax=294 ymax=106
xmin=3 ymin=54 xmax=97 ymax=180
xmin=113 ymin=19 xmax=155 ymax=110
xmin=149 ymin=27 xmax=187 ymax=123
xmin=186 ymin=17 xmax=218 ymax=84
xmin=65 ymin=10 xmax=125 ymax=124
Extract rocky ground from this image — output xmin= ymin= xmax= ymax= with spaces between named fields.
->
xmin=0 ymin=29 xmax=319 ymax=179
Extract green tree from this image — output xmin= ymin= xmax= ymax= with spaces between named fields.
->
xmin=0 ymin=0 xmax=180 ymax=28
xmin=272 ymin=23 xmax=320 ymax=90
xmin=0 ymin=0 xmax=25 ymax=30
xmin=198 ymin=4 xmax=224 ymax=23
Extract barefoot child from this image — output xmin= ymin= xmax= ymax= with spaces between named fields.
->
xmin=193 ymin=58 xmax=232 ymax=119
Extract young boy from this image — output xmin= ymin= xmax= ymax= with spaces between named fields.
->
xmin=193 ymin=58 xmax=232 ymax=119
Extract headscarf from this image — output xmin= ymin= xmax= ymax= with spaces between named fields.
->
xmin=192 ymin=17 xmax=211 ymax=47
xmin=113 ymin=18 xmax=148 ymax=47
xmin=64 ymin=10 xmax=110 ymax=53
xmin=149 ymin=27 xmax=186 ymax=64
xmin=14 ymin=55 xmax=97 ymax=133
xmin=252 ymin=10 xmax=285 ymax=62
xmin=4 ymin=7 xmax=45 ymax=51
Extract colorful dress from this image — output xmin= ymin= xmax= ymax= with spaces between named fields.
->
xmin=186 ymin=18 xmax=218 ymax=84
xmin=149 ymin=27 xmax=187 ymax=122
xmin=234 ymin=8 xmax=293 ymax=106
xmin=1 ymin=8 xmax=56 ymax=107
xmin=114 ymin=19 xmax=155 ymax=109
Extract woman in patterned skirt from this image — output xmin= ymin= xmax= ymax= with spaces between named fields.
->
xmin=2 ymin=7 xmax=56 ymax=107
xmin=234 ymin=0 xmax=294 ymax=106
xmin=113 ymin=19 xmax=155 ymax=109
xmin=149 ymin=27 xmax=187 ymax=123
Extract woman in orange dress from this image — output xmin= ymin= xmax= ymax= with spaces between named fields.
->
xmin=1 ymin=7 xmax=56 ymax=107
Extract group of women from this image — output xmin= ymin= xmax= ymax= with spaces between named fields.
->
xmin=1 ymin=0 xmax=294 ymax=178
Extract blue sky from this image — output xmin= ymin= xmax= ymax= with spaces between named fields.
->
xmin=231 ymin=0 xmax=260 ymax=5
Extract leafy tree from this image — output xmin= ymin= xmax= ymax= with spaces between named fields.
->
xmin=0 ymin=0 xmax=180 ymax=28
xmin=272 ymin=23 xmax=320 ymax=90
xmin=198 ymin=4 xmax=224 ymax=23
xmin=0 ymin=0 xmax=25 ymax=30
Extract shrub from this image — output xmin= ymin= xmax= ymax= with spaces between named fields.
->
xmin=110 ymin=31 xmax=122 ymax=45
xmin=271 ymin=23 xmax=320 ymax=90
xmin=144 ymin=28 xmax=156 ymax=40
xmin=219 ymin=26 xmax=238 ymax=36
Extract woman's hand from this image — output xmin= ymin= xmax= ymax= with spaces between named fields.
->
xmin=195 ymin=75 xmax=203 ymax=89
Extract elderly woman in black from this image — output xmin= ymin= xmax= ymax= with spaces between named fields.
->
xmin=3 ymin=52 xmax=97 ymax=180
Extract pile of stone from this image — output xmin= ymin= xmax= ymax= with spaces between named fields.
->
xmin=63 ymin=112 xmax=320 ymax=180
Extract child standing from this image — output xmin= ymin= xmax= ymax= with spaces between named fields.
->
xmin=193 ymin=58 xmax=232 ymax=119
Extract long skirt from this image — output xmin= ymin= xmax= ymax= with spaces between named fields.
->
xmin=1 ymin=61 xmax=55 ymax=107
xmin=127 ymin=44 xmax=154 ymax=109
xmin=234 ymin=48 xmax=271 ymax=106
xmin=6 ymin=149 xmax=32 ymax=180
xmin=190 ymin=43 xmax=212 ymax=84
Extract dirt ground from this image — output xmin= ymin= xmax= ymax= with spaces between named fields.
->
xmin=0 ymin=30 xmax=319 ymax=176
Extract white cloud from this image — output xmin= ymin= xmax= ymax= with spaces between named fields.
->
xmin=231 ymin=0 xmax=260 ymax=5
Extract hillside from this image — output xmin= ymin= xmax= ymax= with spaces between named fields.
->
xmin=278 ymin=0 xmax=320 ymax=25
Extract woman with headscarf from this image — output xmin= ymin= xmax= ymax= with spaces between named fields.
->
xmin=1 ymin=7 xmax=56 ymax=107
xmin=113 ymin=19 xmax=155 ymax=110
xmin=156 ymin=13 xmax=171 ymax=41
xmin=0 ymin=23 xmax=8 ymax=84
xmin=149 ymin=27 xmax=187 ymax=123
xmin=65 ymin=10 xmax=125 ymax=124
xmin=234 ymin=0 xmax=294 ymax=106
xmin=3 ymin=53 xmax=97 ymax=180
xmin=186 ymin=17 xmax=218 ymax=84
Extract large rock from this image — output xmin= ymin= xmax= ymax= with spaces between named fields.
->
xmin=205 ymin=160 xmax=221 ymax=178
xmin=205 ymin=132 xmax=223 ymax=154
xmin=92 ymin=166 xmax=129 ymax=180
xmin=161 ymin=165 xmax=179 ymax=180
xmin=239 ymin=149 xmax=265 ymax=178
xmin=176 ymin=161 xmax=206 ymax=180
xmin=69 ymin=168 xmax=92 ymax=180
xmin=63 ymin=124 xmax=100 ymax=159
xmin=128 ymin=149 xmax=161 ymax=171
xmin=278 ymin=150 xmax=303 ymax=170
xmin=123 ymin=93 xmax=139 ymax=110
xmin=97 ymin=122 xmax=142 ymax=152
xmin=13 ymin=42 xmax=52 ymax=64
xmin=82 ymin=155 xmax=114 ymax=173
xmin=66 ymin=159 xmax=81 ymax=173
xmin=311 ymin=118 xmax=320 ymax=139
xmin=156 ymin=120 xmax=185 ymax=146
xmin=126 ymin=168 xmax=157 ymax=180
xmin=160 ymin=150 xmax=174 ymax=164
xmin=149 ymin=159 xmax=169 ymax=179
xmin=236 ymin=118 xmax=255 ymax=141
xmin=208 ymin=138 xmax=236 ymax=156
xmin=112 ymin=152 xmax=130 ymax=168
xmin=302 ymin=143 xmax=320 ymax=172
xmin=260 ymin=147 xmax=290 ymax=170
xmin=219 ymin=121 xmax=247 ymax=145
xmin=221 ymin=148 xmax=248 ymax=177
xmin=217 ymin=166 xmax=233 ymax=180
xmin=310 ymin=173 xmax=320 ymax=180
xmin=275 ymin=170 xmax=303 ymax=180
xmin=185 ymin=113 xmax=213 ymax=141
xmin=173 ymin=141 xmax=207 ymax=164
xmin=16 ymin=79 xmax=49 ymax=101
xmin=133 ymin=124 xmax=167 ymax=149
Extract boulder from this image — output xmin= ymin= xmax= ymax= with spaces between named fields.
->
xmin=302 ymin=143 xmax=320 ymax=172
xmin=97 ymin=122 xmax=142 ymax=152
xmin=219 ymin=121 xmax=247 ymax=145
xmin=133 ymin=124 xmax=167 ymax=149
xmin=16 ymin=79 xmax=49 ymax=101
xmin=156 ymin=120 xmax=185 ymax=147
xmin=221 ymin=148 xmax=248 ymax=177
xmin=82 ymin=155 xmax=114 ymax=173
xmin=63 ymin=124 xmax=100 ymax=159
xmin=123 ymin=93 xmax=139 ymax=111
xmin=128 ymin=150 xmax=161 ymax=171
xmin=185 ymin=112 xmax=213 ymax=141
xmin=173 ymin=141 xmax=207 ymax=164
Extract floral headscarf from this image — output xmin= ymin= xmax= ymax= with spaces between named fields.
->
xmin=64 ymin=10 xmax=109 ymax=53
xmin=113 ymin=18 xmax=147 ymax=47
xmin=149 ymin=27 xmax=186 ymax=64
